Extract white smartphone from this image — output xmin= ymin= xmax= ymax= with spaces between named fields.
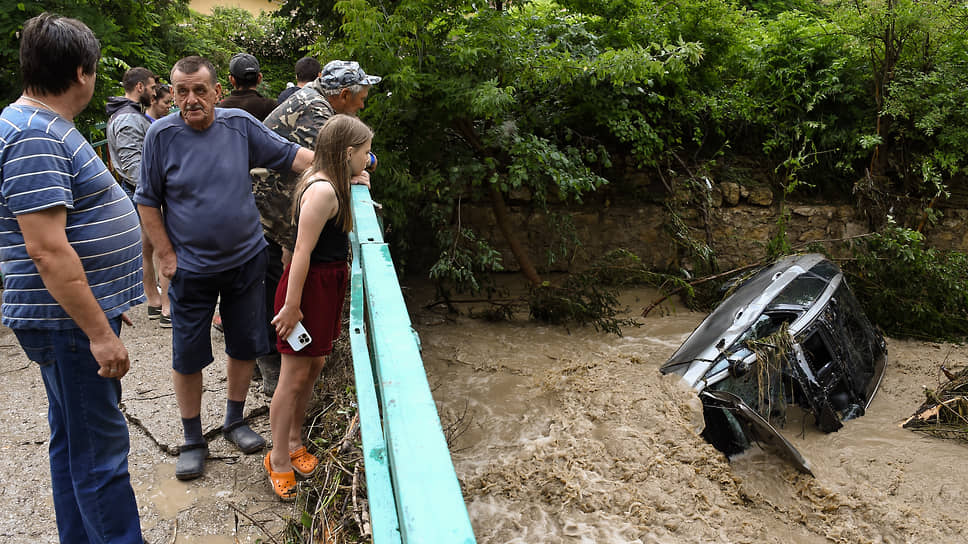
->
xmin=286 ymin=321 xmax=312 ymax=351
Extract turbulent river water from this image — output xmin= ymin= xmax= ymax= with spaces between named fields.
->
xmin=410 ymin=284 xmax=966 ymax=544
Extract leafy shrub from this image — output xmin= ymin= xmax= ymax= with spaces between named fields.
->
xmin=842 ymin=225 xmax=968 ymax=341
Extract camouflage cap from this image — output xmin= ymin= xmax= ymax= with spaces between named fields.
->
xmin=319 ymin=60 xmax=381 ymax=90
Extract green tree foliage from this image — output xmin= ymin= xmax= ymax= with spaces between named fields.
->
xmin=730 ymin=11 xmax=871 ymax=189
xmin=832 ymin=0 xmax=968 ymax=198
xmin=1 ymin=1 xmax=307 ymax=132
xmin=1 ymin=0 xmax=192 ymax=129
xmin=6 ymin=0 xmax=968 ymax=338
xmin=841 ymin=225 xmax=968 ymax=341
xmin=311 ymin=0 xmax=702 ymax=286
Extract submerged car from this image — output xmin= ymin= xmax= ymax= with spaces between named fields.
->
xmin=660 ymin=253 xmax=888 ymax=475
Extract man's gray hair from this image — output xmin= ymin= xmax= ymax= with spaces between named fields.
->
xmin=172 ymin=56 xmax=217 ymax=86
xmin=322 ymin=84 xmax=367 ymax=98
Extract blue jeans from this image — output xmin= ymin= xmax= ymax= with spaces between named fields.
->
xmin=119 ymin=181 xmax=135 ymax=202
xmin=14 ymin=318 xmax=142 ymax=544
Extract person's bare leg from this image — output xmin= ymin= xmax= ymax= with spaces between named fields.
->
xmin=226 ymin=356 xmax=256 ymax=402
xmin=142 ymin=229 xmax=161 ymax=307
xmin=288 ymin=356 xmax=325 ymax=452
xmin=269 ymin=354 xmax=312 ymax=472
xmin=172 ymin=369 xmax=203 ymax=419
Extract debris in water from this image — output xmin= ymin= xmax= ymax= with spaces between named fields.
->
xmin=903 ymin=365 xmax=968 ymax=442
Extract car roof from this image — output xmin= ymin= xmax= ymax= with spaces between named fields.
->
xmin=662 ymin=253 xmax=837 ymax=373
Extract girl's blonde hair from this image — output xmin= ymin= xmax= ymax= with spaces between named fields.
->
xmin=291 ymin=114 xmax=374 ymax=233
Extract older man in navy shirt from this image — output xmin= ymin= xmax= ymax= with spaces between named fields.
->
xmin=137 ymin=55 xmax=313 ymax=481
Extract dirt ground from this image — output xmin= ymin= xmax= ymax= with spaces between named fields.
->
xmin=0 ymin=308 xmax=293 ymax=543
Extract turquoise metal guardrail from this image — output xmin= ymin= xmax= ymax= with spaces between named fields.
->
xmin=89 ymin=121 xmax=109 ymax=162
xmin=350 ymin=185 xmax=477 ymax=544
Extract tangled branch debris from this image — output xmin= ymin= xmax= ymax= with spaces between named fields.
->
xmin=903 ymin=365 xmax=968 ymax=443
xmin=747 ymin=323 xmax=795 ymax=424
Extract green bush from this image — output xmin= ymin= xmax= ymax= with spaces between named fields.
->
xmin=842 ymin=225 xmax=968 ymax=341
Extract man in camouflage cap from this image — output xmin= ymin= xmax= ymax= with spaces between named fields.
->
xmin=252 ymin=59 xmax=381 ymax=395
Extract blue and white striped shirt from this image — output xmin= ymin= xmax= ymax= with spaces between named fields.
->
xmin=0 ymin=104 xmax=144 ymax=329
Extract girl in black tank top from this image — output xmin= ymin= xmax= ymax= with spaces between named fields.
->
xmin=264 ymin=115 xmax=374 ymax=500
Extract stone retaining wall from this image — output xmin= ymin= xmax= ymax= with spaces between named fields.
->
xmin=459 ymin=182 xmax=968 ymax=273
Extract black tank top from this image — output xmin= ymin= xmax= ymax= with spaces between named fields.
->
xmin=293 ymin=179 xmax=349 ymax=263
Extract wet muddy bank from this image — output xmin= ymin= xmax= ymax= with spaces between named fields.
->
xmin=0 ymin=310 xmax=291 ymax=543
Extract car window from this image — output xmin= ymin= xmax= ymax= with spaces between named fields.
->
xmin=771 ymin=274 xmax=829 ymax=307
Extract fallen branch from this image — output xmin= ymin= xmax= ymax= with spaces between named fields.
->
xmin=351 ymin=462 xmax=362 ymax=531
xmin=642 ymin=262 xmax=762 ymax=317
xmin=641 ymin=232 xmax=885 ymax=318
xmin=337 ymin=413 xmax=360 ymax=455
xmin=0 ymin=363 xmax=30 ymax=374
xmin=226 ymin=502 xmax=280 ymax=544
xmin=424 ymin=297 xmax=519 ymax=310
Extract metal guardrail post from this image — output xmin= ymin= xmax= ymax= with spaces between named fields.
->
xmin=351 ymin=186 xmax=476 ymax=544
xmin=89 ymin=121 xmax=110 ymax=164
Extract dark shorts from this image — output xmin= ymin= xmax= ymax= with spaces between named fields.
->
xmin=169 ymin=249 xmax=270 ymax=374
xmin=274 ymin=260 xmax=348 ymax=357
xmin=264 ymin=237 xmax=284 ymax=348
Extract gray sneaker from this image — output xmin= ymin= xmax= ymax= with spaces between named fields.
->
xmin=257 ymin=353 xmax=281 ymax=397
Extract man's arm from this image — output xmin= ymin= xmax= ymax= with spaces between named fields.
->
xmin=17 ymin=207 xmax=130 ymax=378
xmin=111 ymin=116 xmax=147 ymax=185
xmin=291 ymin=146 xmax=313 ymax=174
xmin=138 ymin=204 xmax=177 ymax=279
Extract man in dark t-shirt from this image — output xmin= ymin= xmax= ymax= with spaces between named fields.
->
xmin=218 ymin=52 xmax=276 ymax=121
xmin=137 ymin=56 xmax=313 ymax=481
xmin=276 ymin=56 xmax=321 ymax=105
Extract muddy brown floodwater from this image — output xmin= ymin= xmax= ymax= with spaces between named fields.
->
xmin=414 ymin=285 xmax=966 ymax=544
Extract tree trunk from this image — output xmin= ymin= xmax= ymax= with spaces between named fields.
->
xmin=869 ymin=5 xmax=899 ymax=181
xmin=452 ymin=117 xmax=543 ymax=287
xmin=488 ymin=183 xmax=542 ymax=287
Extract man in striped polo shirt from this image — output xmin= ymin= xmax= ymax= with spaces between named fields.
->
xmin=0 ymin=13 xmax=144 ymax=543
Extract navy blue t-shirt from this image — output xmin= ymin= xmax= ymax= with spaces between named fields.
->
xmin=136 ymin=108 xmax=299 ymax=273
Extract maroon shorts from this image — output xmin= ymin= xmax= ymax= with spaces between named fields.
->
xmin=274 ymin=261 xmax=348 ymax=356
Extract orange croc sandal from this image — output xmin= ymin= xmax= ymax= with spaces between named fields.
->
xmin=264 ymin=453 xmax=297 ymax=501
xmin=290 ymin=446 xmax=319 ymax=478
